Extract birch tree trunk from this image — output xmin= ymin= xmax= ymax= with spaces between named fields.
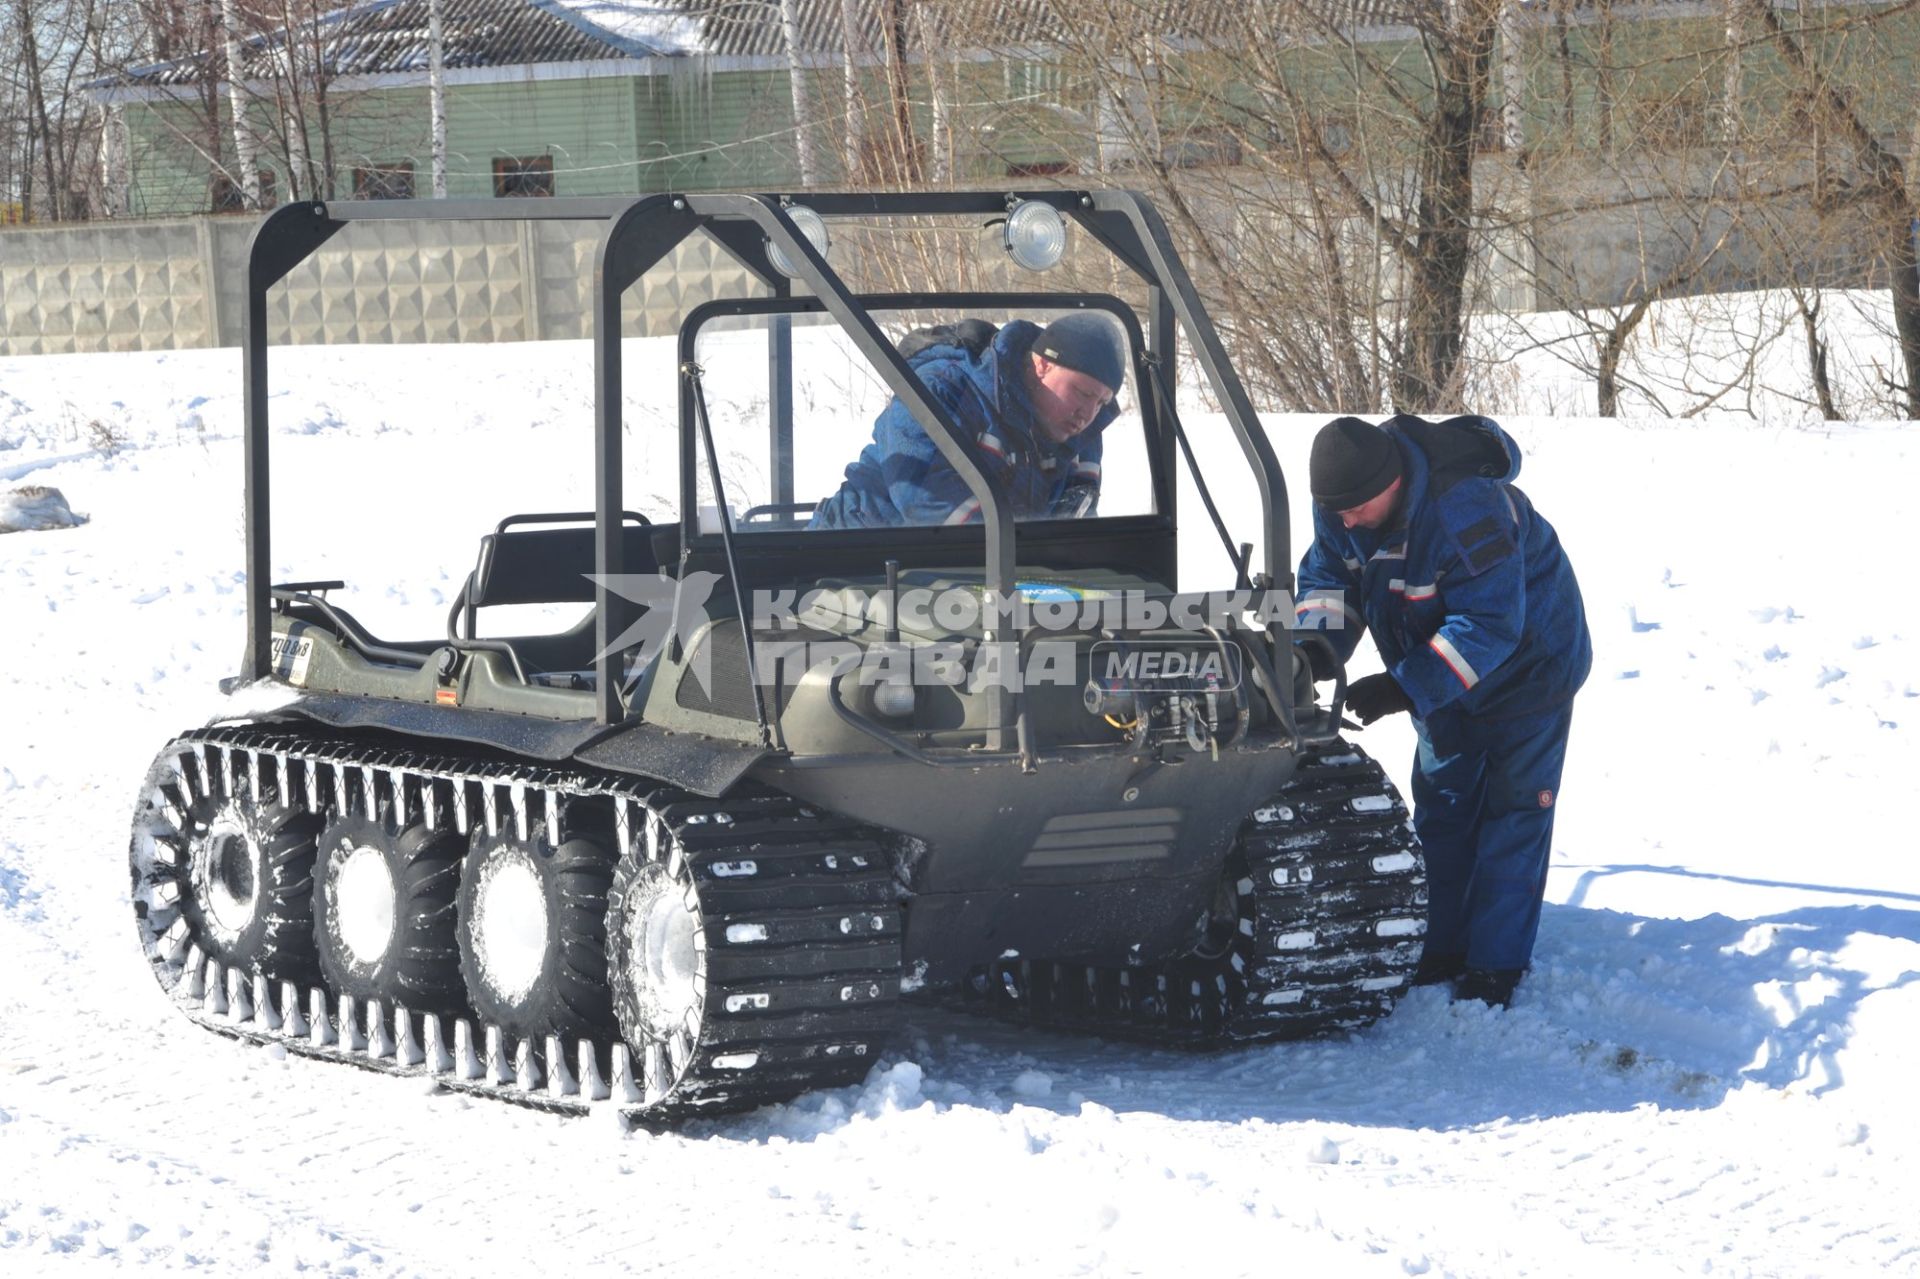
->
xmin=1721 ymin=0 xmax=1742 ymax=147
xmin=218 ymin=0 xmax=261 ymax=208
xmin=97 ymin=102 xmax=129 ymax=216
xmin=1498 ymin=0 xmax=1527 ymax=160
xmin=839 ymin=0 xmax=863 ymax=181
xmin=428 ymin=0 xmax=448 ymax=197
xmin=777 ymin=0 xmax=818 ymax=186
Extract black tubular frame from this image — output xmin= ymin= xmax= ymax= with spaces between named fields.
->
xmin=238 ymin=190 xmax=1289 ymax=732
xmin=675 ymin=289 xmax=1160 ymax=532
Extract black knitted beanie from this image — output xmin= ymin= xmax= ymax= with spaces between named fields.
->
xmin=1033 ymin=312 xmax=1127 ymax=392
xmin=1309 ymin=416 xmax=1403 ymax=510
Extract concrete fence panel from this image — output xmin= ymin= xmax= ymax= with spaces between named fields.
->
xmin=0 ymin=220 xmax=213 ymax=356
xmin=1 ymin=212 xmax=767 ymax=355
xmin=264 ymin=219 xmax=534 ymax=347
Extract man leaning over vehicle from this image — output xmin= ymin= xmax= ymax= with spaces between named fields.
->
xmin=1294 ymin=414 xmax=1591 ymax=1010
xmin=808 ymin=312 xmax=1125 ymax=529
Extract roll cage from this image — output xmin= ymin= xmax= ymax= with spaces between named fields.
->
xmin=237 ymin=190 xmax=1293 ymax=741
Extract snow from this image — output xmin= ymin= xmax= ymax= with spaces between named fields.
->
xmin=2 ymin=295 xmax=1918 ymax=1275
xmin=0 ymin=485 xmax=85 ymax=534
xmin=541 ymin=0 xmax=707 ymax=57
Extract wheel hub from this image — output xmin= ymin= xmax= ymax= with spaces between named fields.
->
xmin=638 ymin=885 xmax=700 ymax=1030
xmin=334 ymin=844 xmax=397 ymax=965
xmin=471 ymin=849 xmax=549 ymax=1003
xmin=199 ymin=812 xmax=259 ymax=942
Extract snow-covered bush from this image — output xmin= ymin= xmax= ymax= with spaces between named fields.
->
xmin=0 ymin=485 xmax=87 ymax=534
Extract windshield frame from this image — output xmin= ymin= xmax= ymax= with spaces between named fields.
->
xmin=676 ymin=292 xmax=1169 ymax=549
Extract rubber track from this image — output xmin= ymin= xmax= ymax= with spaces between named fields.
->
xmin=129 ymin=725 xmax=902 ymax=1121
xmin=967 ymin=743 xmax=1427 ymax=1046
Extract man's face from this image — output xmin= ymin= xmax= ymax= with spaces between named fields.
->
xmin=1028 ymin=354 xmax=1115 ymax=446
xmin=1329 ymin=477 xmax=1403 ymax=530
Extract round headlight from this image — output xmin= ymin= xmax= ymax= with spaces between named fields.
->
xmin=766 ymin=205 xmax=830 ymax=278
xmin=1003 ymin=200 xmax=1067 ymax=272
xmin=872 ymin=679 xmax=916 ymax=720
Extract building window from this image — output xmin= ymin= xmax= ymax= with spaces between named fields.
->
xmin=354 ymin=163 xmax=415 ymax=200
xmin=493 ymin=156 xmax=554 ymax=198
xmin=210 ymin=170 xmax=278 ymax=213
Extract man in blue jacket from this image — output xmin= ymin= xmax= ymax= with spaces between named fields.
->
xmin=1295 ymin=415 xmax=1591 ymax=1009
xmin=809 ymin=312 xmax=1124 ymax=529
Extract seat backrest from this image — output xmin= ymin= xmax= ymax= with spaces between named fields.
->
xmin=471 ymin=523 xmax=666 ymax=609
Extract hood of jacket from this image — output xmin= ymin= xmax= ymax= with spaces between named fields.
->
xmin=1389 ymin=414 xmax=1519 ymax=494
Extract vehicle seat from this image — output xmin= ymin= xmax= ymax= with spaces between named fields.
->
xmin=448 ymin=513 xmax=676 ymax=678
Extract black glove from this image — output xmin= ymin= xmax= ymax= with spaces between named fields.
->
xmin=1051 ymin=483 xmax=1098 ymax=519
xmin=1346 ymin=672 xmax=1414 ymax=725
xmin=1299 ymin=641 xmax=1339 ymax=683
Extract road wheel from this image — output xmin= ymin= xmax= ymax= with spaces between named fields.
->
xmin=455 ymin=818 xmax=617 ymax=1043
xmin=315 ymin=809 xmax=465 ymax=1015
xmin=166 ymin=758 xmax=322 ymax=984
xmin=606 ymin=853 xmax=707 ymax=1087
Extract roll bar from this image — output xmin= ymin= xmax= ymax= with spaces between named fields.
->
xmin=238 ymin=191 xmax=1289 ymax=734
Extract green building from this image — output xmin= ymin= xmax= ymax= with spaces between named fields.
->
xmin=88 ymin=0 xmax=1920 ymax=225
xmin=91 ymin=0 xmax=959 ymax=215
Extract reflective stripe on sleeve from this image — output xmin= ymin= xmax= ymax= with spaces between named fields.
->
xmin=1429 ymin=633 xmax=1480 ymax=688
xmin=1295 ymin=594 xmax=1364 ymax=629
xmin=944 ymin=497 xmax=983 ymax=525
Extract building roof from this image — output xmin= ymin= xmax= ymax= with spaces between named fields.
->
xmin=116 ymin=0 xmax=703 ymax=88
xmin=103 ymin=0 xmax=1737 ymax=92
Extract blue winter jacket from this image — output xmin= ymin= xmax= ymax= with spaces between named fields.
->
xmin=809 ymin=319 xmax=1113 ymax=529
xmin=1295 ymin=415 xmax=1591 ymax=722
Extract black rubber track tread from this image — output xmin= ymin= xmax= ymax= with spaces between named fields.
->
xmin=965 ymin=741 xmax=1427 ymax=1048
xmin=130 ymin=725 xmax=903 ymax=1121
xmin=606 ymin=786 xmax=902 ymax=1115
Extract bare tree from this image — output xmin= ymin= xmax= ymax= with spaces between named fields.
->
xmin=1732 ymin=0 xmax=1920 ymax=419
xmin=776 ymin=0 xmax=820 ymax=185
xmin=216 ymin=0 xmax=260 ymax=206
xmin=936 ymin=0 xmax=1523 ymax=414
xmin=426 ymin=0 xmax=445 ymax=197
xmin=6 ymin=0 xmax=119 ymax=220
xmin=119 ymin=0 xmax=230 ymax=212
xmin=876 ymin=0 xmax=919 ymax=184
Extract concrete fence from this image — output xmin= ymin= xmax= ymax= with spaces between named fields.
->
xmin=0 ymin=202 xmax=1532 ymax=358
xmin=0 ymin=165 xmax=1890 ymax=358
xmin=0 ymin=214 xmax=766 ymax=357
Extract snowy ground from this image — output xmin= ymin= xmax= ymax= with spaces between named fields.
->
xmin=2 ymin=309 xmax=1917 ymax=1276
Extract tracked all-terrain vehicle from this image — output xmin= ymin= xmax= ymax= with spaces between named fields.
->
xmin=129 ymin=190 xmax=1425 ymax=1119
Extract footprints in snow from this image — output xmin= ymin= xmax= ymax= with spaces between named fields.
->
xmin=1624 ymin=590 xmax=1904 ymax=722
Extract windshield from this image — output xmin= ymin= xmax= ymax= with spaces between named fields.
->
xmin=686 ymin=301 xmax=1154 ymax=534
